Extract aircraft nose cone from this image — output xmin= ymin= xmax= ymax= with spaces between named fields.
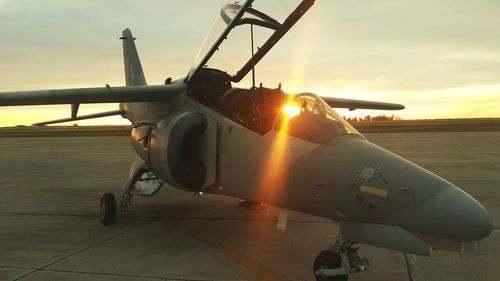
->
xmin=327 ymin=137 xmax=493 ymax=241
xmin=421 ymin=185 xmax=493 ymax=241
xmin=330 ymin=137 xmax=493 ymax=242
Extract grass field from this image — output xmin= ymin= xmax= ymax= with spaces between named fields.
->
xmin=0 ymin=125 xmax=130 ymax=137
xmin=350 ymin=118 xmax=500 ymax=133
xmin=0 ymin=118 xmax=499 ymax=137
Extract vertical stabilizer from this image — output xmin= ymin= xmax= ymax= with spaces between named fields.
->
xmin=120 ymin=28 xmax=147 ymax=86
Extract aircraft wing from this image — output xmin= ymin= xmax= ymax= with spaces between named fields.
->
xmin=320 ymin=96 xmax=405 ymax=111
xmin=0 ymin=84 xmax=185 ymax=106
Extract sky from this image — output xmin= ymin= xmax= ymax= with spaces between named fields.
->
xmin=0 ymin=0 xmax=499 ymax=126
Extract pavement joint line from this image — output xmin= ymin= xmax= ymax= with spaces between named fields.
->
xmin=163 ymin=216 xmax=333 ymax=224
xmin=404 ymin=253 xmax=416 ymax=281
xmin=0 ymin=194 xmax=38 ymax=203
xmin=0 ymin=265 xmax=214 ymax=281
xmin=9 ymin=269 xmax=37 ymax=281
xmin=0 ymin=212 xmax=156 ymax=219
xmin=0 ymin=212 xmax=332 ymax=224
xmin=12 ymin=218 xmax=157 ymax=281
xmin=35 ymin=268 xmax=213 ymax=281
xmin=0 ymin=265 xmax=35 ymax=270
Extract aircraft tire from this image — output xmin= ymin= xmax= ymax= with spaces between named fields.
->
xmin=314 ymin=250 xmax=348 ymax=281
xmin=100 ymin=193 xmax=117 ymax=225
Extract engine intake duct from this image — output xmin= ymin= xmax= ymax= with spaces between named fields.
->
xmin=147 ymin=111 xmax=208 ymax=191
xmin=167 ymin=112 xmax=207 ymax=190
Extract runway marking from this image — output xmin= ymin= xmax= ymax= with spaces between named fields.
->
xmin=11 ymin=219 xmax=156 ymax=281
xmin=166 ymin=219 xmax=292 ymax=281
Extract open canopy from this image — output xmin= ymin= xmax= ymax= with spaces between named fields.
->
xmin=187 ymin=0 xmax=315 ymax=83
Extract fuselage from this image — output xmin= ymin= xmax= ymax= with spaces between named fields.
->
xmin=120 ymin=78 xmax=493 ymax=248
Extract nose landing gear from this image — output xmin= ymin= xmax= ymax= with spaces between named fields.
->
xmin=314 ymin=233 xmax=369 ymax=281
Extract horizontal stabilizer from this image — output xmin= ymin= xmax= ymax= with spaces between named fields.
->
xmin=320 ymin=96 xmax=405 ymax=111
xmin=33 ymin=109 xmax=125 ymax=126
xmin=0 ymin=84 xmax=185 ymax=106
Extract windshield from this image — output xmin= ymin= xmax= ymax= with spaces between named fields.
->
xmin=187 ymin=0 xmax=313 ymax=82
xmin=275 ymin=93 xmax=361 ymax=145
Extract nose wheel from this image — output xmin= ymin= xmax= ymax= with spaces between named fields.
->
xmin=314 ymin=250 xmax=348 ymax=281
xmin=314 ymin=233 xmax=369 ymax=281
xmin=99 ymin=193 xmax=117 ymax=225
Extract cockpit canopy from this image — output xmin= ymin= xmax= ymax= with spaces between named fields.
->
xmin=187 ymin=0 xmax=314 ymax=83
xmin=275 ymin=93 xmax=361 ymax=145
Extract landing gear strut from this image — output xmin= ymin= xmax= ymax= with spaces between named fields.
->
xmin=99 ymin=161 xmax=163 ymax=225
xmin=314 ymin=233 xmax=369 ymax=281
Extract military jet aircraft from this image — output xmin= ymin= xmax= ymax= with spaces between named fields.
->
xmin=0 ymin=1 xmax=493 ymax=280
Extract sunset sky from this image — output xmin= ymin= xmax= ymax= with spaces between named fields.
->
xmin=0 ymin=0 xmax=499 ymax=126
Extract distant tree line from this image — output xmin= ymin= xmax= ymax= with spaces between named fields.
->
xmin=344 ymin=114 xmax=402 ymax=122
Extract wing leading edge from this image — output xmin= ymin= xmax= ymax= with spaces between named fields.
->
xmin=0 ymin=84 xmax=185 ymax=106
xmin=320 ymin=96 xmax=405 ymax=111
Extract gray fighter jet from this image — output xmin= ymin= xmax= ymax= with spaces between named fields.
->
xmin=0 ymin=1 xmax=493 ymax=280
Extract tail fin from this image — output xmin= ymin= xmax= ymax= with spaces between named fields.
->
xmin=120 ymin=28 xmax=147 ymax=86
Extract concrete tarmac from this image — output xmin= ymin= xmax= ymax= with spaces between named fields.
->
xmin=0 ymin=132 xmax=498 ymax=281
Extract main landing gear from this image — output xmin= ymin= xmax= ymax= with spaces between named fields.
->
xmin=314 ymin=233 xmax=369 ymax=281
xmin=100 ymin=193 xmax=117 ymax=225
xmin=99 ymin=161 xmax=163 ymax=225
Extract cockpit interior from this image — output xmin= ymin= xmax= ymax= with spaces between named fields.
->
xmin=187 ymin=68 xmax=360 ymax=144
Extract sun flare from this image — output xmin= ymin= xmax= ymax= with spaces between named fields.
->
xmin=282 ymin=103 xmax=301 ymax=119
